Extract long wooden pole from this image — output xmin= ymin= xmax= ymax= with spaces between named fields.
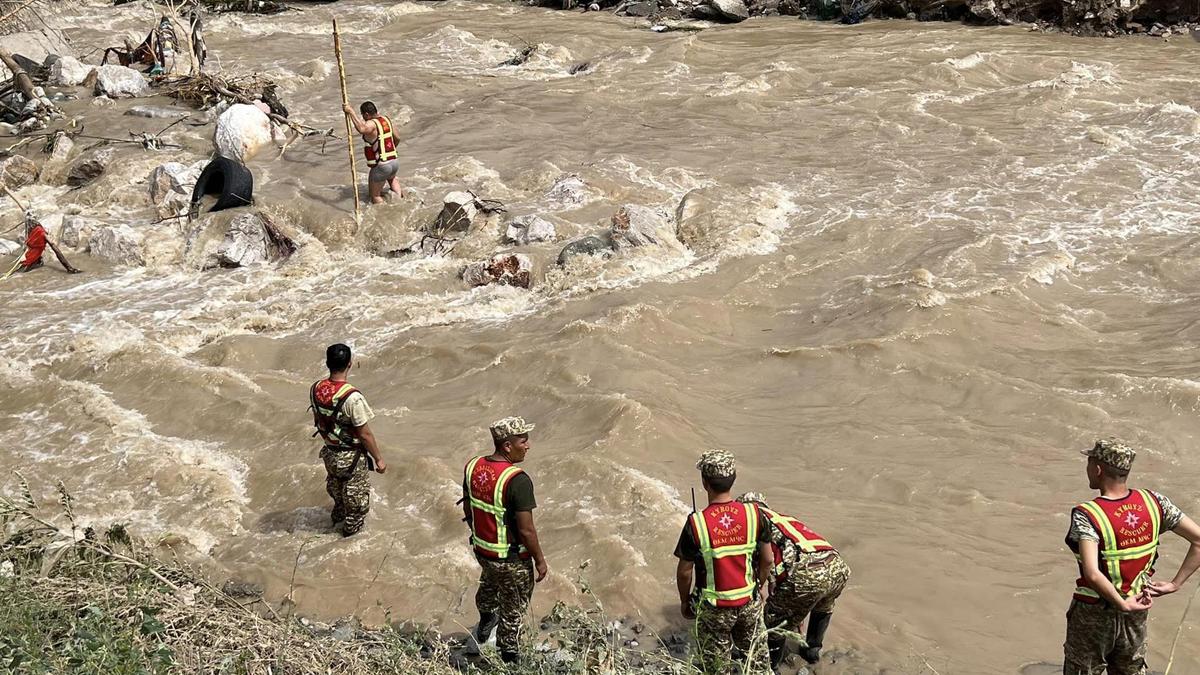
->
xmin=332 ymin=19 xmax=361 ymax=225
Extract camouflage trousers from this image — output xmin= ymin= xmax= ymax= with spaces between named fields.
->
xmin=475 ymin=556 xmax=534 ymax=656
xmin=764 ymin=552 xmax=851 ymax=632
xmin=694 ymin=598 xmax=772 ymax=675
xmin=320 ymin=446 xmax=370 ymax=536
xmin=1063 ymin=599 xmax=1148 ymax=675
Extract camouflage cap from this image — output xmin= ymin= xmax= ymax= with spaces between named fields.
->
xmin=696 ymin=450 xmax=736 ymax=479
xmin=490 ymin=416 xmax=535 ymax=442
xmin=736 ymin=491 xmax=769 ymax=509
xmin=1082 ymin=438 xmax=1136 ymax=471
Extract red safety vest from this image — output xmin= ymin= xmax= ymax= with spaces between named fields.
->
xmin=761 ymin=507 xmax=834 ymax=579
xmin=690 ymin=501 xmax=761 ymax=608
xmin=363 ymin=116 xmax=398 ymax=167
xmin=464 ymin=456 xmax=529 ymax=560
xmin=1073 ymin=489 xmax=1163 ymax=603
xmin=309 ymin=379 xmax=362 ymax=449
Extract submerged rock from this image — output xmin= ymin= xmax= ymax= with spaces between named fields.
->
xmin=95 ymin=65 xmax=148 ymax=98
xmin=126 ymin=106 xmax=192 ymax=120
xmin=557 ymin=235 xmax=613 ymax=266
xmin=88 ymin=224 xmax=144 ymax=265
xmin=67 ymin=147 xmax=114 ymax=188
xmin=462 ymin=252 xmax=534 ymax=288
xmin=214 ymin=104 xmax=274 ymax=162
xmin=546 ymin=174 xmax=589 ymax=207
xmin=0 ymin=155 xmax=39 ymax=189
xmin=505 ymin=215 xmax=557 ymax=245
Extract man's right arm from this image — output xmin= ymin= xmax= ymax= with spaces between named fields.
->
xmin=1149 ymin=515 xmax=1200 ymax=597
xmin=514 ymin=510 xmax=547 ymax=581
xmin=341 ymin=106 xmax=375 ymax=137
xmin=356 ymin=423 xmax=386 ymax=474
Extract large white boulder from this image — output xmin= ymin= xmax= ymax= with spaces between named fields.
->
xmin=0 ymin=238 xmax=20 ymax=256
xmin=95 ymin=65 xmax=148 ymax=98
xmin=88 ymin=224 xmax=144 ymax=265
xmin=215 ymin=212 xmax=296 ymax=267
xmin=51 ymin=56 xmax=94 ymax=87
xmin=214 ymin=104 xmax=274 ymax=162
xmin=709 ymin=0 xmax=750 ymax=20
xmin=433 ymin=191 xmax=481 ymax=234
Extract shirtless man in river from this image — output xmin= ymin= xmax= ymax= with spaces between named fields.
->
xmin=342 ymin=101 xmax=404 ymax=204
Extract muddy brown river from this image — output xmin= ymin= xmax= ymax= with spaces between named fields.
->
xmin=2 ymin=1 xmax=1200 ymax=671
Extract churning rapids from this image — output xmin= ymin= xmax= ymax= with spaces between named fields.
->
xmin=2 ymin=1 xmax=1200 ymax=671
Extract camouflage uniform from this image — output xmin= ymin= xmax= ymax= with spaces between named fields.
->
xmin=321 ymin=446 xmax=370 ymax=536
xmin=763 ymin=552 xmax=851 ymax=630
xmin=1063 ymin=600 xmax=1148 ymax=675
xmin=695 ymin=598 xmax=772 ymax=674
xmin=476 ymin=557 xmax=535 ymax=656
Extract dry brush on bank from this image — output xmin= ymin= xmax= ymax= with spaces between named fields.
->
xmin=0 ymin=480 xmax=713 ymax=674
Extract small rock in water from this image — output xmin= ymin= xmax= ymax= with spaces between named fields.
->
xmin=67 ymin=148 xmax=114 ymax=188
xmin=557 ymin=235 xmax=613 ymax=266
xmin=0 ymin=155 xmax=39 ymax=189
xmin=148 ymin=161 xmax=207 ymax=219
xmin=610 ymin=204 xmax=677 ymax=249
xmin=433 ymin=191 xmax=482 ymax=234
xmin=506 ymin=215 xmax=557 ymax=245
xmin=216 ymin=212 xmax=295 ymax=267
xmin=88 ymin=224 xmax=145 ymax=265
xmin=126 ymin=106 xmax=192 ymax=120
xmin=915 ymin=288 xmax=947 ymax=308
xmin=546 ymin=174 xmax=589 ymax=206
xmin=1026 ymin=251 xmax=1075 ymax=285
xmin=46 ymin=132 xmax=74 ymax=165
xmin=910 ymin=268 xmax=936 ymax=287
xmin=0 ymin=239 xmax=21 ymax=256
xmin=94 ymin=65 xmax=148 ymax=98
xmin=51 ymin=56 xmax=94 ymax=87
xmin=462 ymin=253 xmax=534 ymax=288
xmin=91 ymin=95 xmax=114 ymax=108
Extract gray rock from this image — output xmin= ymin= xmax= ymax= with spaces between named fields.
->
xmin=621 ymin=1 xmax=658 ymax=14
xmin=220 ymin=579 xmax=264 ymax=598
xmin=546 ymin=174 xmax=589 ymax=207
xmin=0 ymin=155 xmax=39 ymax=189
xmin=462 ymin=253 xmax=534 ymax=288
xmin=432 ymin=191 xmax=481 ymax=234
xmin=58 ymin=216 xmax=100 ymax=249
xmin=610 ymin=204 xmax=673 ymax=249
xmin=557 ymin=235 xmax=613 ymax=266
xmin=51 ymin=55 xmax=93 ymax=87
xmin=88 ymin=224 xmax=144 ymax=265
xmin=126 ymin=106 xmax=192 ymax=120
xmin=67 ymin=148 xmax=114 ymax=188
xmin=708 ymin=0 xmax=749 ymax=20
xmin=0 ymin=238 xmax=20 ymax=256
xmin=674 ymin=188 xmax=715 ymax=251
xmin=95 ymin=65 xmax=148 ymax=98
xmin=505 ymin=215 xmax=557 ymax=245
xmin=216 ymin=213 xmax=273 ymax=267
xmin=46 ymin=132 xmax=74 ymax=165
xmin=148 ymin=161 xmax=206 ymax=219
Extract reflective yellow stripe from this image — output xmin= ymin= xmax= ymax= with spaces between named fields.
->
xmin=1079 ymin=501 xmax=1122 ymax=585
xmin=1077 ymin=493 xmax=1163 ymax=598
xmin=764 ymin=508 xmax=831 ymax=553
xmin=466 ymin=458 xmax=526 ymax=556
xmin=369 ymin=118 xmax=398 ymax=164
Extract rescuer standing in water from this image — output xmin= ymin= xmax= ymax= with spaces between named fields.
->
xmin=342 ymin=101 xmax=403 ymax=204
xmin=309 ymin=343 xmax=386 ymax=536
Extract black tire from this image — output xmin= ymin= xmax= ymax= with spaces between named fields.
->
xmin=190 ymin=157 xmax=254 ymax=217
